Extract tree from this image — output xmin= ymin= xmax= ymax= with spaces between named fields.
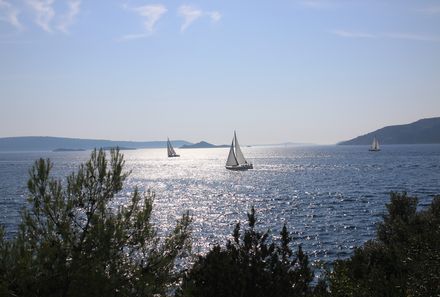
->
xmin=0 ymin=149 xmax=192 ymax=297
xmin=178 ymin=206 xmax=315 ymax=297
xmin=328 ymin=192 xmax=440 ymax=297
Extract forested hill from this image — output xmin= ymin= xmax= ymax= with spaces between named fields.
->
xmin=0 ymin=136 xmax=191 ymax=151
xmin=338 ymin=117 xmax=440 ymax=145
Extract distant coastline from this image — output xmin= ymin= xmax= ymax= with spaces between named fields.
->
xmin=0 ymin=137 xmax=318 ymax=152
xmin=339 ymin=117 xmax=440 ymax=145
xmin=0 ymin=136 xmax=191 ymax=152
xmin=4 ymin=116 xmax=438 ymax=152
xmin=53 ymin=148 xmax=86 ymax=152
xmin=102 ymin=147 xmax=137 ymax=151
xmin=180 ymin=141 xmax=229 ymax=149
xmin=53 ymin=147 xmax=136 ymax=152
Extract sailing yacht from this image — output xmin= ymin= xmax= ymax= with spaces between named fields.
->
xmin=369 ymin=137 xmax=380 ymax=151
xmin=167 ymin=138 xmax=180 ymax=157
xmin=225 ymin=131 xmax=253 ymax=170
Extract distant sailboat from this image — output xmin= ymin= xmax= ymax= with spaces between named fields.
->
xmin=167 ymin=138 xmax=180 ymax=157
xmin=226 ymin=131 xmax=253 ymax=170
xmin=369 ymin=137 xmax=380 ymax=151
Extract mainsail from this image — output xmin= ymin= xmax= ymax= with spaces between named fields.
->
xmin=234 ymin=131 xmax=247 ymax=165
xmin=370 ymin=137 xmax=380 ymax=151
xmin=167 ymin=138 xmax=179 ymax=157
xmin=225 ymin=131 xmax=253 ymax=170
xmin=226 ymin=140 xmax=238 ymax=166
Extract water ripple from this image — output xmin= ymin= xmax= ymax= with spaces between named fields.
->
xmin=1 ymin=145 xmax=440 ymax=264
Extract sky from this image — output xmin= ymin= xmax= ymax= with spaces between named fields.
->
xmin=1 ymin=0 xmax=439 ymax=145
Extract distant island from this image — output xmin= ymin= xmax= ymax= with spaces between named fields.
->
xmin=339 ymin=117 xmax=440 ymax=145
xmin=180 ymin=141 xmax=229 ymax=149
xmin=53 ymin=147 xmax=136 ymax=152
xmin=0 ymin=136 xmax=192 ymax=152
xmin=53 ymin=148 xmax=86 ymax=152
xmin=102 ymin=147 xmax=136 ymax=151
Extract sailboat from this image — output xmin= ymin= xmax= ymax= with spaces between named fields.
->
xmin=369 ymin=137 xmax=380 ymax=151
xmin=225 ymin=131 xmax=253 ymax=170
xmin=167 ymin=138 xmax=180 ymax=157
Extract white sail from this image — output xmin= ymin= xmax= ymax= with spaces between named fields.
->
xmin=234 ymin=131 xmax=247 ymax=165
xmin=226 ymin=140 xmax=239 ymax=166
xmin=370 ymin=137 xmax=380 ymax=151
xmin=167 ymin=138 xmax=179 ymax=157
xmin=169 ymin=143 xmax=176 ymax=155
xmin=225 ymin=131 xmax=253 ymax=170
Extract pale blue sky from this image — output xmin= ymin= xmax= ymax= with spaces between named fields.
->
xmin=1 ymin=0 xmax=439 ymax=144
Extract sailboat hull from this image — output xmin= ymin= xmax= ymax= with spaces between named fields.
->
xmin=226 ymin=163 xmax=253 ymax=171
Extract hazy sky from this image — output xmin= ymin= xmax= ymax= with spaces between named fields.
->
xmin=1 ymin=0 xmax=439 ymax=144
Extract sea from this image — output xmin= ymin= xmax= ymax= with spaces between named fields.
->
xmin=1 ymin=144 xmax=439 ymax=265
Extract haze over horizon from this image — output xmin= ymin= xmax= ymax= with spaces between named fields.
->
xmin=1 ymin=0 xmax=439 ymax=145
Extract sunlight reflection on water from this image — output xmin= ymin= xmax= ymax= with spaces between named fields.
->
xmin=1 ymin=145 xmax=439 ymax=264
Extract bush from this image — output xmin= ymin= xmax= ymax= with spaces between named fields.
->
xmin=1 ymin=150 xmax=438 ymax=297
xmin=178 ymin=207 xmax=318 ymax=297
xmin=0 ymin=149 xmax=192 ymax=297
xmin=328 ymin=192 xmax=440 ymax=297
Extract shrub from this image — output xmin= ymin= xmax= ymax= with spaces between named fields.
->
xmin=0 ymin=149 xmax=192 ymax=297
xmin=328 ymin=192 xmax=440 ymax=297
xmin=178 ymin=207 xmax=317 ymax=297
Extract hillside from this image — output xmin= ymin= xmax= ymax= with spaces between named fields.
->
xmin=180 ymin=141 xmax=228 ymax=149
xmin=0 ymin=136 xmax=191 ymax=151
xmin=339 ymin=117 xmax=440 ymax=145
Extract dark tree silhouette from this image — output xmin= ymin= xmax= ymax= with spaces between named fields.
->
xmin=0 ymin=149 xmax=192 ymax=297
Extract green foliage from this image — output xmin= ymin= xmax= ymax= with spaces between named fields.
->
xmin=178 ymin=206 xmax=318 ymax=297
xmin=1 ymin=152 xmax=439 ymax=297
xmin=0 ymin=149 xmax=192 ymax=297
xmin=328 ymin=192 xmax=440 ymax=297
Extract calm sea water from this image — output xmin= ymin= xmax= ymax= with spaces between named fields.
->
xmin=1 ymin=145 xmax=439 ymax=264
